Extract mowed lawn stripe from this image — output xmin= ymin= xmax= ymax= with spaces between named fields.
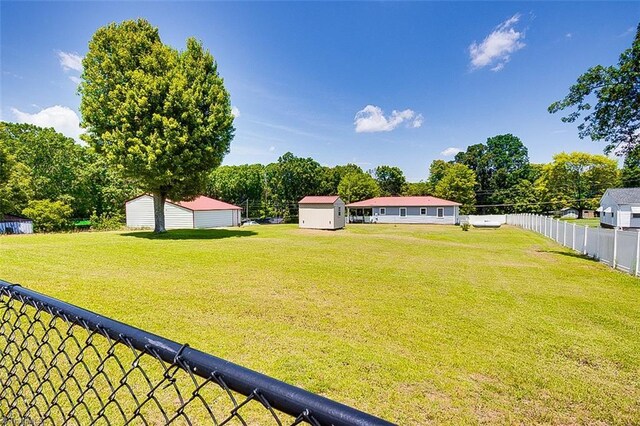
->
xmin=1 ymin=224 xmax=638 ymax=424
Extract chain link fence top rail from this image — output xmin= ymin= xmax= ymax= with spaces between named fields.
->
xmin=0 ymin=281 xmax=394 ymax=426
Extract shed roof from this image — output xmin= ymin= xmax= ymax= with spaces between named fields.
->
xmin=346 ymin=196 xmax=461 ymax=208
xmin=604 ymin=188 xmax=640 ymax=205
xmin=174 ymin=196 xmax=242 ymax=211
xmin=0 ymin=213 xmax=32 ymax=222
xmin=298 ymin=196 xmax=341 ymax=204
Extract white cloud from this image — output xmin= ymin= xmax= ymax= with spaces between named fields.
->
xmin=68 ymin=76 xmax=81 ymax=85
xmin=469 ymin=14 xmax=526 ymax=71
xmin=441 ymin=147 xmax=462 ymax=157
xmin=11 ymin=105 xmax=84 ymax=143
xmin=268 ymin=146 xmax=275 ymax=152
xmin=565 ymin=33 xmax=573 ymax=39
xmin=231 ymin=106 xmax=240 ymax=118
xmin=57 ymin=51 xmax=83 ymax=72
xmin=354 ymin=105 xmax=423 ymax=133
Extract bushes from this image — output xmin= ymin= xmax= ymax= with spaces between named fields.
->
xmin=89 ymin=212 xmax=124 ymax=231
xmin=22 ymin=200 xmax=73 ymax=232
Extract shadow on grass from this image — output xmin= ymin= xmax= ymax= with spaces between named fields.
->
xmin=121 ymin=229 xmax=257 ymax=240
xmin=537 ymin=249 xmax=598 ymax=262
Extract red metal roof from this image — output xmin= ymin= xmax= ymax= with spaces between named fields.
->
xmin=346 ymin=196 xmax=461 ymax=208
xmin=172 ymin=196 xmax=242 ymax=211
xmin=298 ymin=196 xmax=341 ymax=204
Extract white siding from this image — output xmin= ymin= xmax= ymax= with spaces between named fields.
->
xmin=371 ymin=206 xmax=458 ymax=225
xmin=299 ymin=204 xmax=343 ymax=229
xmin=126 ymin=196 xmax=155 ymax=228
xmin=193 ymin=210 xmax=235 ymax=228
xmin=165 ymin=203 xmax=193 ymax=229
xmin=126 ymin=195 xmax=194 ymax=229
xmin=599 ymin=193 xmax=618 ymax=228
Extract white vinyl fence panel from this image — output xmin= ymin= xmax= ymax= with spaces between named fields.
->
xmin=0 ymin=221 xmax=33 ymax=234
xmin=507 ymin=214 xmax=639 ymax=278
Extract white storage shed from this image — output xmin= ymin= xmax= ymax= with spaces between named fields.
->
xmin=126 ymin=195 xmax=242 ymax=229
xmin=298 ymin=196 xmax=345 ymax=230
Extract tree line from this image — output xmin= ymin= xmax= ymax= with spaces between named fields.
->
xmin=2 ymin=120 xmax=631 ymax=231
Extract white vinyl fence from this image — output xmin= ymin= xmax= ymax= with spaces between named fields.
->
xmin=507 ymin=213 xmax=640 ymax=277
xmin=0 ymin=220 xmax=33 ymax=234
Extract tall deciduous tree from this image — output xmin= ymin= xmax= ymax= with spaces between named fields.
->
xmin=373 ymin=165 xmax=407 ymax=196
xmin=549 ymin=24 xmax=640 ymax=155
xmin=337 ymin=172 xmax=380 ymax=204
xmin=80 ymin=19 xmax=234 ymax=232
xmin=537 ymin=152 xmax=620 ymax=217
xmin=207 ymin=164 xmax=265 ymax=204
xmin=267 ymin=152 xmax=323 ymax=217
xmin=621 ymin=147 xmax=640 ymax=187
xmin=432 ymin=164 xmax=477 ymax=214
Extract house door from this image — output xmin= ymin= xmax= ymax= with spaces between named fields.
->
xmin=400 ymin=208 xmax=407 ymax=217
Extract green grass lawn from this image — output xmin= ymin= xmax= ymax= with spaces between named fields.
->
xmin=560 ymin=217 xmax=601 ymax=228
xmin=1 ymin=224 xmax=639 ymax=425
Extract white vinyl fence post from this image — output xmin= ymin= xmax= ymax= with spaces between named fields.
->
xmin=613 ymin=228 xmax=618 ymax=269
xmin=556 ymin=219 xmax=560 ymax=242
xmin=636 ymin=231 xmax=640 ymax=277
xmin=572 ymin=223 xmax=576 ymax=250
xmin=583 ymin=225 xmax=588 ymax=255
xmin=596 ymin=226 xmax=600 ymax=259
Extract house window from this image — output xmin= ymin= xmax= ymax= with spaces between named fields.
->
xmin=420 ymin=208 xmax=427 ymax=215
xmin=437 ymin=207 xmax=444 ymax=218
xmin=380 ymin=208 xmax=386 ymax=215
xmin=338 ymin=207 xmax=341 ymax=216
xmin=633 ymin=213 xmax=640 ymax=219
xmin=400 ymin=208 xmax=407 ymax=217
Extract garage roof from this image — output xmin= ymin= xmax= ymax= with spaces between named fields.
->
xmin=174 ymin=196 xmax=242 ymax=211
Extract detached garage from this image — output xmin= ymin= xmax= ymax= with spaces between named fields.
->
xmin=126 ymin=194 xmax=242 ymax=229
xmin=298 ymin=196 xmax=345 ymax=230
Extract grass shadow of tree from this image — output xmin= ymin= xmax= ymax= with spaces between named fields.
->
xmin=121 ymin=229 xmax=257 ymax=240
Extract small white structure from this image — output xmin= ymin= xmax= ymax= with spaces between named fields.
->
xmin=126 ymin=194 xmax=242 ymax=229
xmin=560 ymin=207 xmax=579 ymax=219
xmin=298 ymin=196 xmax=345 ymax=230
xmin=346 ymin=196 xmax=461 ymax=224
xmin=0 ymin=214 xmax=33 ymax=234
xmin=599 ymin=188 xmax=640 ymax=229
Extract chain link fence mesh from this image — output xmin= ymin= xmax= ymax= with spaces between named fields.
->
xmin=0 ymin=282 xmax=392 ymax=426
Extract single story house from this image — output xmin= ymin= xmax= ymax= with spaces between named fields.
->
xmin=126 ymin=194 xmax=242 ymax=229
xmin=0 ymin=214 xmax=33 ymax=234
xmin=346 ymin=196 xmax=461 ymax=224
xmin=599 ymin=188 xmax=640 ymax=229
xmin=298 ymin=196 xmax=345 ymax=230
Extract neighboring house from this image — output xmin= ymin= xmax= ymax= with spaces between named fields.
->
xmin=346 ymin=196 xmax=461 ymax=224
xmin=559 ymin=208 xmax=596 ymax=219
xmin=0 ymin=214 xmax=34 ymax=234
xmin=298 ymin=196 xmax=345 ymax=230
xmin=560 ymin=208 xmax=579 ymax=219
xmin=599 ymin=188 xmax=640 ymax=229
xmin=126 ymin=194 xmax=242 ymax=229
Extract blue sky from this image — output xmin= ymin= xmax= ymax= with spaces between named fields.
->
xmin=1 ymin=2 xmax=638 ymax=181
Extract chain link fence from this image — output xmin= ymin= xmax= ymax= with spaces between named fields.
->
xmin=507 ymin=213 xmax=640 ymax=278
xmin=0 ymin=281 xmax=393 ymax=426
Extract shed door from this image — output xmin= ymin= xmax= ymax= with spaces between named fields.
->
xmin=400 ymin=208 xmax=407 ymax=217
